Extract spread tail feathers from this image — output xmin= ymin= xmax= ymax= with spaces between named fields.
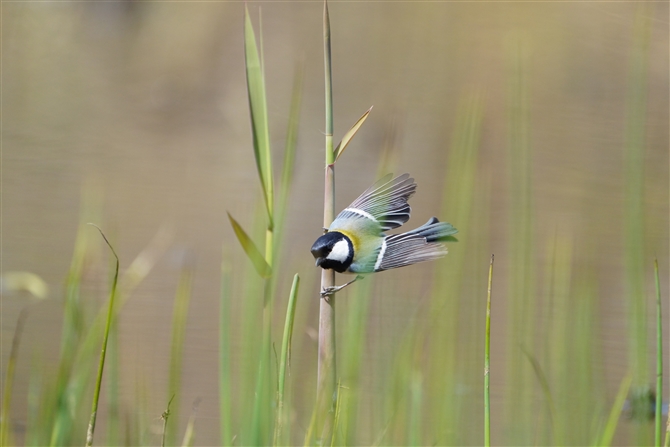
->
xmin=376 ymin=218 xmax=458 ymax=271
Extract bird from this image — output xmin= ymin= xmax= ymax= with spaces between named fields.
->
xmin=311 ymin=173 xmax=458 ymax=296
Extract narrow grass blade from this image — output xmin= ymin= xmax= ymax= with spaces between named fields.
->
xmin=520 ymin=345 xmax=557 ymax=442
xmin=219 ymin=263 xmax=233 ymax=446
xmin=228 ymin=212 xmax=272 ymax=278
xmin=181 ymin=398 xmax=201 ymax=447
xmin=274 ymin=62 xmax=304 ymax=256
xmin=333 ymin=106 xmax=372 ymax=162
xmin=161 ymin=395 xmax=176 ymax=447
xmin=250 ymin=280 xmax=273 ymax=446
xmin=667 ymin=266 xmax=670 ymax=447
xmin=279 ymin=62 xmax=304 ymax=207
xmin=655 ymin=259 xmax=663 ymax=447
xmin=26 ymin=356 xmax=46 ymax=446
xmin=340 ymin=274 xmax=373 ymax=445
xmin=303 ymin=399 xmax=319 ymax=447
xmin=425 ymin=92 xmax=483 ymax=446
xmin=0 ymin=272 xmax=49 ymax=446
xmin=85 ymin=224 xmax=120 ymax=447
xmin=50 ymin=229 xmax=91 ymax=445
xmin=623 ymin=8 xmax=653 ymax=444
xmin=504 ymin=35 xmax=536 ymax=444
xmin=121 ymin=224 xmax=174 ymax=293
xmin=46 ymin=225 xmax=170 ymax=445
xmin=243 ymin=11 xmax=276 ymax=444
xmin=274 ymin=274 xmax=300 ymax=446
xmin=484 ymin=254 xmax=494 ymax=447
xmin=244 ymin=5 xmax=274 ymax=226
xmin=106 ymin=318 xmax=120 ymax=446
xmin=330 ymin=381 xmax=346 ymax=447
xmin=0 ymin=307 xmax=30 ymax=446
xmin=598 ymin=373 xmax=632 ymax=446
xmin=166 ymin=267 xmax=195 ymax=445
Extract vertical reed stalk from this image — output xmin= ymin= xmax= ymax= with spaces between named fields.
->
xmin=241 ymin=6 xmax=276 ymax=443
xmin=0 ymin=306 xmax=30 ymax=446
xmin=655 ymin=259 xmax=662 ymax=447
xmin=161 ymin=395 xmax=175 ymax=447
xmin=85 ymin=226 xmax=119 ymax=447
xmin=623 ymin=8 xmax=651 ymax=443
xmin=166 ymin=267 xmax=194 ymax=445
xmin=504 ymin=35 xmax=535 ymax=444
xmin=598 ymin=373 xmax=633 ymax=446
xmin=274 ymin=274 xmax=300 ymax=446
xmin=219 ymin=264 xmax=232 ymax=446
xmin=484 ymin=254 xmax=494 ymax=447
xmin=666 ymin=265 xmax=670 ymax=447
xmin=317 ymin=0 xmax=337 ymax=440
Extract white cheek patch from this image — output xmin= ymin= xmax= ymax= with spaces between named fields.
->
xmin=327 ymin=239 xmax=350 ymax=263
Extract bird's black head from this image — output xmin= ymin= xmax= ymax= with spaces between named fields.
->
xmin=310 ymin=231 xmax=354 ymax=273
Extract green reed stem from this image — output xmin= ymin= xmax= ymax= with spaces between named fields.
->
xmin=317 ymin=0 xmax=337 ymax=442
xmin=0 ymin=306 xmax=30 ymax=446
xmin=655 ymin=259 xmax=662 ymax=447
xmin=598 ymin=373 xmax=632 ymax=446
xmin=274 ymin=274 xmax=300 ymax=446
xmin=85 ymin=225 xmax=119 ymax=447
xmin=161 ymin=394 xmax=175 ymax=447
xmin=219 ymin=264 xmax=232 ymax=446
xmin=485 ymin=254 xmax=494 ymax=447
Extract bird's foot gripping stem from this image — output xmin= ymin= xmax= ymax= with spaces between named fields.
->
xmin=321 ymin=275 xmax=364 ymax=300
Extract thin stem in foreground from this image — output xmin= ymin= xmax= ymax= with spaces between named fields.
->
xmin=485 ymin=254 xmax=494 ymax=447
xmin=0 ymin=306 xmax=30 ymax=446
xmin=274 ymin=274 xmax=301 ymax=446
xmin=161 ymin=394 xmax=175 ymax=447
xmin=317 ymin=0 xmax=337 ymax=441
xmin=85 ymin=224 xmax=120 ymax=447
xmin=654 ymin=259 xmax=662 ymax=447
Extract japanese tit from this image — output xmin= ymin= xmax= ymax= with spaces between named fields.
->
xmin=311 ymin=173 xmax=458 ymax=275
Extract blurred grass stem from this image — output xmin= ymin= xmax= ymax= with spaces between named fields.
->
xmin=485 ymin=254 xmax=493 ymax=447
xmin=85 ymin=225 xmax=119 ymax=447
xmin=161 ymin=395 xmax=175 ymax=447
xmin=219 ymin=264 xmax=232 ymax=446
xmin=0 ymin=306 xmax=30 ymax=446
xmin=166 ymin=267 xmax=194 ymax=444
xmin=274 ymin=274 xmax=300 ymax=446
xmin=654 ymin=259 xmax=662 ymax=446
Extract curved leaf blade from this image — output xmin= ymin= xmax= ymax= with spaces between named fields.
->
xmin=333 ymin=106 xmax=372 ymax=162
xmin=244 ymin=6 xmax=274 ymax=225
xmin=227 ymin=212 xmax=272 ymax=279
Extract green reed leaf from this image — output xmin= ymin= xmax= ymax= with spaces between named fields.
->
xmin=228 ymin=212 xmax=272 ymax=279
xmin=244 ymin=6 xmax=274 ymax=227
xmin=333 ymin=106 xmax=372 ymax=162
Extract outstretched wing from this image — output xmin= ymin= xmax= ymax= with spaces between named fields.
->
xmin=337 ymin=173 xmax=416 ymax=232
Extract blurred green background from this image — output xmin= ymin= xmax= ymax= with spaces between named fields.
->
xmin=2 ymin=2 xmax=668 ymax=446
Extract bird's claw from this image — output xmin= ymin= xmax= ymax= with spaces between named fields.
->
xmin=320 ymin=276 xmax=364 ymax=300
xmin=320 ymin=286 xmax=339 ymax=299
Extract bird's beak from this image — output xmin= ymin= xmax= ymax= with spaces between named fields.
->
xmin=315 ymin=257 xmax=325 ymax=267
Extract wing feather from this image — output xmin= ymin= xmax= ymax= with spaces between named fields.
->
xmin=345 ymin=173 xmax=416 ymax=231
